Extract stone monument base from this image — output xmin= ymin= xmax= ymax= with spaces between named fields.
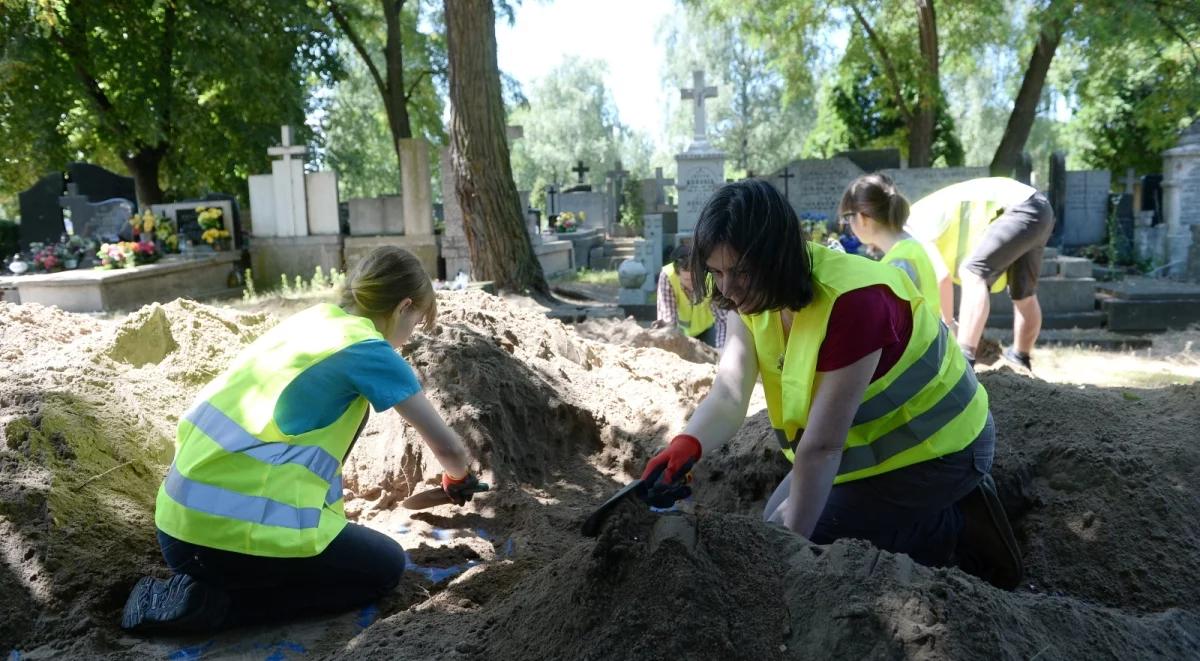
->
xmin=534 ymin=240 xmax=574 ymax=278
xmin=344 ymin=234 xmax=438 ymax=278
xmin=14 ymin=253 xmax=241 ymax=313
xmin=250 ymin=235 xmax=343 ymax=290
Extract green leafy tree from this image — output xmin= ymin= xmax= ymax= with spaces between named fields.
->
xmin=320 ymin=0 xmax=445 ymax=191
xmin=662 ymin=3 xmax=813 ymax=176
xmin=507 ymin=57 xmax=625 ymax=193
xmin=0 ymin=1 xmax=337 ymax=207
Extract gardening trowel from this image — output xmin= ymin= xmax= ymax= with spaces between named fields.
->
xmin=581 ymin=479 xmax=647 ymax=537
xmin=401 ymin=481 xmax=490 ymax=510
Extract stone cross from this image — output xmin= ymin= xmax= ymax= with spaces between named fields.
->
xmin=778 ymin=167 xmax=794 ymax=199
xmin=572 ymin=160 xmax=590 ymax=184
xmin=607 ymin=160 xmax=630 ymax=227
xmin=652 ymin=167 xmax=674 ymax=207
xmin=545 ymin=184 xmax=558 ymax=216
xmin=680 ymin=70 xmax=718 ymax=143
xmin=267 ymin=125 xmax=307 ymax=165
xmin=506 ymin=125 xmax=524 ymax=141
xmin=1124 ymin=168 xmax=1137 ymax=194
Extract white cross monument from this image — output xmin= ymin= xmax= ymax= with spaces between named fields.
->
xmin=681 ymin=70 xmax=718 ymax=149
xmin=266 ymin=125 xmax=308 ymax=237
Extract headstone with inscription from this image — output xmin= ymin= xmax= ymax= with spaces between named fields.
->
xmin=1162 ymin=118 xmax=1200 ymax=275
xmin=74 ymin=198 xmax=135 ymax=243
xmin=676 ymin=70 xmax=725 ymax=237
xmin=1061 ymin=170 xmax=1112 ymax=247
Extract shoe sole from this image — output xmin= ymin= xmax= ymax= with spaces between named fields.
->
xmin=121 ymin=574 xmax=225 ymax=632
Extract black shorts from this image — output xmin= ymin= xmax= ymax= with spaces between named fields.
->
xmin=961 ymin=192 xmax=1056 ymax=300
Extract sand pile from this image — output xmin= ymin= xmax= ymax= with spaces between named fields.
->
xmin=0 ymin=300 xmax=274 ymax=652
xmin=2 ymin=291 xmax=1199 ymax=659
xmin=576 ymin=317 xmax=718 ymax=364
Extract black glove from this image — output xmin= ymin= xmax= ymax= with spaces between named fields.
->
xmin=441 ymin=472 xmax=484 ymax=506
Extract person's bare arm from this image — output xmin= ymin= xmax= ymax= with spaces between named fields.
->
xmin=939 ymin=274 xmax=956 ymax=330
xmin=393 ymin=393 xmax=470 ymax=478
xmin=682 ymin=312 xmax=759 ymax=453
xmin=783 ymin=349 xmax=880 ymax=537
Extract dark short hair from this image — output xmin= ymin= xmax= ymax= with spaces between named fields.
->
xmin=670 ymin=244 xmax=692 ymax=271
xmin=689 ymin=179 xmax=814 ymax=313
xmin=839 ymin=173 xmax=910 ymax=231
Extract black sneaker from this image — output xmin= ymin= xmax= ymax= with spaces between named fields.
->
xmin=955 ymin=474 xmax=1024 ymax=590
xmin=121 ymin=574 xmax=228 ymax=632
xmin=1001 ymin=347 xmax=1032 ymax=371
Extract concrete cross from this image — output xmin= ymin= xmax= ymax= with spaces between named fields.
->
xmin=652 ymin=167 xmax=674 ymax=207
xmin=606 ymin=160 xmax=629 ymax=187
xmin=267 ymin=125 xmax=307 ymax=166
xmin=506 ymin=125 xmax=524 ymax=141
xmin=778 ymin=167 xmax=794 ymax=199
xmin=680 ymin=70 xmax=718 ymax=143
xmin=572 ymin=160 xmax=590 ymax=184
xmin=1124 ymin=168 xmax=1137 ymax=194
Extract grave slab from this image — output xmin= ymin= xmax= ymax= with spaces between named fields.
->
xmin=1096 ymin=278 xmax=1200 ymax=301
xmin=344 ymin=234 xmax=438 ymax=278
xmin=533 ymin=240 xmax=574 ymax=278
xmin=1102 ymin=299 xmax=1200 ymax=332
xmin=15 ymin=253 xmax=241 ymax=313
xmin=250 ymin=235 xmax=343 ymax=290
xmin=1056 ymin=256 xmax=1094 ymax=278
xmin=984 ymin=277 xmax=1099 ymax=315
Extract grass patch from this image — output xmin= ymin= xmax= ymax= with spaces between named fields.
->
xmin=551 ymin=268 xmax=620 ymax=287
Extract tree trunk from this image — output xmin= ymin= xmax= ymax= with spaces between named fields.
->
xmin=123 ymin=144 xmax=167 ymax=208
xmin=910 ymin=0 xmax=939 ymax=167
xmin=383 ymin=0 xmax=413 ymax=175
xmin=444 ymin=0 xmax=548 ymax=294
xmin=990 ymin=15 xmax=1064 ymax=177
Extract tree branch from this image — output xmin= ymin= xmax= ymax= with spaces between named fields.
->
xmin=1153 ymin=12 xmax=1200 ymax=71
xmin=326 ymin=0 xmax=390 ymax=103
xmin=849 ymin=3 xmax=913 ymax=121
xmin=52 ymin=6 xmax=132 ymax=141
xmin=404 ymin=68 xmax=436 ymax=102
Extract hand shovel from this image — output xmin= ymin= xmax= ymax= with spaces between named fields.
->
xmin=581 ymin=479 xmax=646 ymax=537
xmin=401 ymin=482 xmax=490 ymax=510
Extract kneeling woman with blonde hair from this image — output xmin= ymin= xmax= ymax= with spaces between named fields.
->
xmin=123 ymin=246 xmax=483 ymax=631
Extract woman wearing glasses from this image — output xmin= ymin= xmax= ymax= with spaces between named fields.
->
xmin=838 ymin=174 xmax=951 ymax=328
xmin=637 ymin=179 xmax=1020 ymax=588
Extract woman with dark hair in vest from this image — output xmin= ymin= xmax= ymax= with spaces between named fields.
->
xmin=638 ymin=179 xmax=1021 ymax=588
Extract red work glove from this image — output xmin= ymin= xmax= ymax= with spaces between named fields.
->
xmin=640 ymin=434 xmax=702 ymax=502
xmin=442 ymin=472 xmax=481 ymax=506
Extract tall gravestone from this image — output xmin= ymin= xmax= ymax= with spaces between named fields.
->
xmin=440 ymin=147 xmax=471 ymax=279
xmin=675 ymin=70 xmax=725 ymax=238
xmin=17 ymin=173 xmax=65 ymax=250
xmin=1061 ymin=170 xmax=1112 ymax=247
xmin=1162 ymin=118 xmax=1200 ymax=276
xmin=1048 ymin=152 xmax=1068 ymax=247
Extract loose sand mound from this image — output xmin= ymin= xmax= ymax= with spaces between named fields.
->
xmin=576 ymin=317 xmax=718 ymax=364
xmin=1 ymin=292 xmax=1198 ymax=659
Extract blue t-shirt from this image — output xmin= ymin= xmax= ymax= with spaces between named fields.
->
xmin=274 ymin=339 xmax=422 ymax=436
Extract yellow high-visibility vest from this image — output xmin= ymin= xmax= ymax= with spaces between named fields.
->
xmin=883 ymin=237 xmax=942 ymax=316
xmin=906 ymin=177 xmax=1037 ymax=293
xmin=155 ymin=304 xmax=381 ymax=557
xmin=663 ymin=263 xmax=716 ymax=337
xmin=741 ymin=243 xmax=989 ymax=483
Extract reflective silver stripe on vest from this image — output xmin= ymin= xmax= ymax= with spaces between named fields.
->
xmin=853 ymin=324 xmax=949 ymax=427
xmin=325 ymin=474 xmax=343 ymax=506
xmin=837 ymin=366 xmax=979 ymax=475
xmin=165 ymin=465 xmax=321 ymax=529
xmin=185 ymin=401 xmax=340 ymax=484
xmin=772 ymin=363 xmax=979 ymax=475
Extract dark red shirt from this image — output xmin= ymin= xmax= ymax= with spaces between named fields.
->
xmin=815 ymin=285 xmax=913 ymax=381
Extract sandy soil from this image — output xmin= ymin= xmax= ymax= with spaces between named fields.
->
xmin=1 ymin=292 xmax=1198 ymax=660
